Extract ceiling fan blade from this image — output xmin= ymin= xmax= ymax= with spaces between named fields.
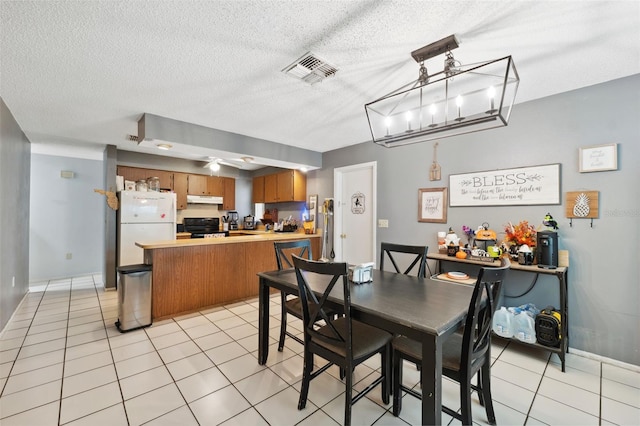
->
xmin=217 ymin=159 xmax=243 ymax=169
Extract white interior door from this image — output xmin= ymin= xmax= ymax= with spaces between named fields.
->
xmin=334 ymin=162 xmax=376 ymax=265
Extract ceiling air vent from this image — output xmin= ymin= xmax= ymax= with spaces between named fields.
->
xmin=282 ymin=52 xmax=338 ymax=85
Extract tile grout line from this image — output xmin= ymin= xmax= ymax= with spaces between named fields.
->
xmin=599 ymin=361 xmax=603 ymax=426
xmin=57 ymin=278 xmax=72 ymax=426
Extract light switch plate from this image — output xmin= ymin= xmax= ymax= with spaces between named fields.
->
xmin=378 ymin=219 xmax=389 ymax=228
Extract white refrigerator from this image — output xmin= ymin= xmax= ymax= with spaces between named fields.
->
xmin=117 ymin=191 xmax=176 ymax=266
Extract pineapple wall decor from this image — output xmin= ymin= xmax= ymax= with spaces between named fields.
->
xmin=565 ymin=190 xmax=599 ymax=227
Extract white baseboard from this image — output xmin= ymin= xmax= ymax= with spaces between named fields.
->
xmin=569 ymin=346 xmax=640 ymax=373
xmin=0 ymin=291 xmax=30 ymax=340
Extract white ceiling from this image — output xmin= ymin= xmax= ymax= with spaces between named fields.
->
xmin=2 ymin=1 xmax=639 ymax=168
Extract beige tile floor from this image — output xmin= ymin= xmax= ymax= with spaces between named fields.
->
xmin=1 ymin=275 xmax=639 ymax=425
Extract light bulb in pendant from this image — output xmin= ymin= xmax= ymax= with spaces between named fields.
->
xmin=405 ymin=111 xmax=413 ymax=132
xmin=428 ymin=104 xmax=437 ymax=127
xmin=455 ymin=95 xmax=465 ymax=122
xmin=384 ymin=116 xmax=392 ymax=137
xmin=486 ymin=86 xmax=497 ymax=114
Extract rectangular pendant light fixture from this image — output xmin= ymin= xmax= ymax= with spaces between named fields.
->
xmin=365 ymin=35 xmax=520 ymax=147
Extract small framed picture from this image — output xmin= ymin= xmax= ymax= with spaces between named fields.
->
xmin=418 ymin=187 xmax=447 ymax=223
xmin=579 ymin=143 xmax=618 ymax=173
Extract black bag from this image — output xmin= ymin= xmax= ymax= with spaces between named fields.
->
xmin=535 ymin=306 xmax=562 ymax=347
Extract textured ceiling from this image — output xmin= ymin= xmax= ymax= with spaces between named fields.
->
xmin=1 ymin=1 xmax=639 ymax=168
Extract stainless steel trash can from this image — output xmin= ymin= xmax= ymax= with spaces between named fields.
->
xmin=116 ymin=264 xmax=152 ymax=332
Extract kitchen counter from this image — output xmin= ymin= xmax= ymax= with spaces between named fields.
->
xmin=137 ymin=230 xmax=316 ymax=249
xmin=139 ymin=231 xmax=321 ymax=319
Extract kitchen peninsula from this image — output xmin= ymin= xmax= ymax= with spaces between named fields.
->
xmin=136 ymin=231 xmax=321 ymax=319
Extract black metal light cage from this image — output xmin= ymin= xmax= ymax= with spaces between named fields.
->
xmin=365 ymin=55 xmax=519 ymax=147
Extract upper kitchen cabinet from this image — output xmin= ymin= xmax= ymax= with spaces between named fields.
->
xmin=173 ymin=172 xmax=188 ymax=210
xmin=264 ymin=174 xmax=278 ymax=203
xmin=207 ymin=176 xmax=224 ymax=197
xmin=117 ymin=166 xmax=173 ymax=189
xmin=148 ymin=170 xmax=173 ymax=190
xmin=252 ymin=176 xmax=265 ymax=203
xmin=187 ymin=174 xmax=224 ymax=197
xmin=263 ymin=170 xmax=306 ymax=203
xmin=187 ymin=174 xmax=208 ymax=195
xmin=222 ymin=177 xmax=235 ymax=210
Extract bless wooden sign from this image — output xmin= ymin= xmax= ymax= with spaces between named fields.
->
xmin=449 ymin=164 xmax=561 ymax=207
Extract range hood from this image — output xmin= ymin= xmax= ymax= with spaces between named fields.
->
xmin=186 ymin=195 xmax=223 ymax=205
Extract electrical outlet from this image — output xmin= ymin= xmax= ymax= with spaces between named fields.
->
xmin=66 ymin=253 xmax=72 ymax=260
xmin=378 ymin=219 xmax=389 ymax=228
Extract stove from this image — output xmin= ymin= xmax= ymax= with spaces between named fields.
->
xmin=183 ymin=217 xmax=229 ymax=238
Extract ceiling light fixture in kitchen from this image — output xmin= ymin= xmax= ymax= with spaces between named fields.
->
xmin=156 ymin=143 xmax=172 ymax=150
xmin=204 ymin=158 xmax=221 ymax=172
xmin=364 ymin=34 xmax=519 ymax=147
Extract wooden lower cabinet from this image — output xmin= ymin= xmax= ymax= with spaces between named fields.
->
xmin=146 ymin=236 xmax=321 ymax=319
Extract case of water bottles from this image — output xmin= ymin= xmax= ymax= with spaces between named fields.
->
xmin=492 ymin=303 xmax=540 ymax=344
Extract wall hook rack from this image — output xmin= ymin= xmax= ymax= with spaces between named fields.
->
xmin=565 ymin=190 xmax=598 ymax=229
xmin=569 ymin=217 xmax=594 ymax=228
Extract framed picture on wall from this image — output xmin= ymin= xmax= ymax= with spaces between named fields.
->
xmin=579 ymin=143 xmax=618 ymax=172
xmin=418 ymin=187 xmax=447 ymax=223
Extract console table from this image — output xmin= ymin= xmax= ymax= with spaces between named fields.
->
xmin=427 ymin=252 xmax=569 ymax=372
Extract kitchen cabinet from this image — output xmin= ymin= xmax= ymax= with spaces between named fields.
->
xmin=264 ymin=174 xmax=278 ymax=203
xmin=252 ymin=176 xmax=265 ymax=203
xmin=117 ymin=166 xmax=174 ymax=191
xmin=173 ymin=172 xmax=188 ymax=210
xmin=207 ymin=176 xmax=224 ymax=197
xmin=148 ymin=170 xmax=173 ymax=190
xmin=222 ymin=177 xmax=235 ymax=210
xmin=188 ymin=175 xmax=224 ymax=196
xmin=117 ymin=165 xmax=234 ymax=209
xmin=263 ymin=170 xmax=306 ymax=203
xmin=187 ymin=174 xmax=208 ymax=195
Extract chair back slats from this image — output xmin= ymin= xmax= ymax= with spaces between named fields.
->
xmin=380 ymin=242 xmax=429 ymax=278
xmin=292 ymin=256 xmax=351 ymax=351
xmin=462 ymin=258 xmax=510 ymax=373
xmin=274 ymin=240 xmax=312 ymax=270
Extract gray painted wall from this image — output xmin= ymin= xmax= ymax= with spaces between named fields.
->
xmin=29 ymin=154 xmax=105 ymax=281
xmin=308 ymin=74 xmax=640 ymax=365
xmin=0 ymin=98 xmax=31 ymax=330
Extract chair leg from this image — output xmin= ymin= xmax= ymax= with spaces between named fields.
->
xmin=392 ymin=350 xmax=402 ymax=416
xmin=460 ymin=379 xmax=472 ymax=426
xmin=344 ymin=368 xmax=353 ymax=426
xmin=278 ymin=293 xmax=287 ymax=351
xmin=480 ymin=364 xmax=496 ymax=425
xmin=381 ymin=345 xmax=390 ymax=404
xmin=477 ymin=371 xmax=485 ymax=407
xmin=298 ymin=347 xmax=312 ymax=410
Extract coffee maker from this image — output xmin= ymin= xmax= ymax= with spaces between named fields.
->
xmin=228 ymin=211 xmax=239 ymax=230
xmin=537 ymin=230 xmax=558 ymax=268
xmin=243 ymin=215 xmax=255 ymax=230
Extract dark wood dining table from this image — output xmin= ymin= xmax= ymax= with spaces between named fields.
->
xmin=257 ymin=268 xmax=476 ymax=425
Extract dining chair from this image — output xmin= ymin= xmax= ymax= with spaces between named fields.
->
xmin=273 ymin=240 xmax=313 ymax=351
xmin=379 ymin=242 xmax=431 ymax=278
xmin=392 ymin=258 xmax=510 ymax=425
xmin=292 ymin=255 xmax=392 ymax=426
